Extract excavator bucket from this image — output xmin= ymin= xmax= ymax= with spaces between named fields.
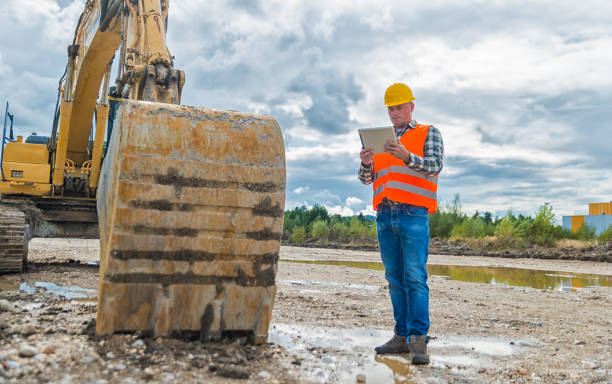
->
xmin=96 ymin=100 xmax=285 ymax=344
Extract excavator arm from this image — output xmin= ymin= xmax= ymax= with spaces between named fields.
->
xmin=54 ymin=0 xmax=184 ymax=193
xmin=1 ymin=0 xmax=286 ymax=344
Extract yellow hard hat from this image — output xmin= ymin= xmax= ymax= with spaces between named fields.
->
xmin=384 ymin=83 xmax=415 ymax=106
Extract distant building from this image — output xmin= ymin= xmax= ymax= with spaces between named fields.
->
xmin=562 ymin=202 xmax=612 ymax=235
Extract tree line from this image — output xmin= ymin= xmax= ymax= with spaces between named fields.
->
xmin=283 ymin=195 xmax=612 ymax=248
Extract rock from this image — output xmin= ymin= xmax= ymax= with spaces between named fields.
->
xmin=222 ymin=345 xmax=247 ymax=364
xmin=114 ymin=363 xmax=126 ymax=371
xmin=215 ymin=365 xmax=250 ymax=379
xmin=5 ymin=360 xmax=20 ymax=370
xmin=356 ymin=373 xmax=366 ymax=383
xmin=258 ymin=371 xmax=271 ymax=380
xmin=18 ymin=324 xmax=38 ymax=336
xmin=41 ymin=346 xmax=56 ymax=355
xmin=18 ymin=345 xmax=38 ymax=358
xmin=0 ymin=299 xmax=16 ymax=312
xmin=190 ymin=359 xmax=205 ymax=369
xmin=574 ymin=340 xmax=586 ymax=345
xmin=80 ymin=354 xmax=96 ymax=365
xmin=530 ymin=322 xmax=543 ymax=326
xmin=161 ymin=373 xmax=176 ymax=383
xmin=143 ymin=367 xmax=156 ymax=379
xmin=581 ymin=360 xmax=598 ymax=369
xmin=132 ymin=339 xmax=145 ymax=348
xmin=81 ymin=318 xmax=96 ymax=336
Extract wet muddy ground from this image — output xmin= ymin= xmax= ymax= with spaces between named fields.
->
xmin=1 ymin=240 xmax=611 ymax=383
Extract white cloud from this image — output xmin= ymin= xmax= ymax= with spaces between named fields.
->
xmin=345 ymin=197 xmax=363 ymax=208
xmin=359 ymin=205 xmax=376 ymax=217
xmin=294 ymin=186 xmax=310 ymax=195
xmin=326 ymin=205 xmax=355 ymax=217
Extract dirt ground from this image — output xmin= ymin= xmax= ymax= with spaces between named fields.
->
xmin=1 ymin=240 xmax=611 ymax=383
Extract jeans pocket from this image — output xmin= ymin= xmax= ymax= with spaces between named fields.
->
xmin=404 ymin=206 xmax=428 ymax=218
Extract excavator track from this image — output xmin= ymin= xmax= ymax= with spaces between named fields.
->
xmin=0 ymin=197 xmax=98 ymax=239
xmin=0 ymin=204 xmax=27 ymax=273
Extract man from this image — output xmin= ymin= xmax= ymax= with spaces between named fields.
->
xmin=359 ymin=83 xmax=443 ymax=365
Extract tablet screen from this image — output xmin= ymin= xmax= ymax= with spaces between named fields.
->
xmin=358 ymin=127 xmax=397 ymax=154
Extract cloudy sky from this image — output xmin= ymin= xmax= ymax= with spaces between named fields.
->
xmin=1 ymin=0 xmax=610 ymax=219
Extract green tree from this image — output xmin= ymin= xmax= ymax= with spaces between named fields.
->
xmin=311 ymin=220 xmax=330 ymax=242
xmin=494 ymin=210 xmax=528 ymax=248
xmin=451 ymin=216 xmax=487 ymax=238
xmin=528 ymin=203 xmax=563 ymax=247
xmin=289 ymin=226 xmax=306 ymax=244
xmin=348 ymin=216 xmax=367 ymax=240
xmin=332 ymin=222 xmax=349 ymax=240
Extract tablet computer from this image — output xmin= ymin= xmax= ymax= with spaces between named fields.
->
xmin=358 ymin=126 xmax=397 ymax=154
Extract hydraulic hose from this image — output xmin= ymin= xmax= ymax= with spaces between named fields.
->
xmin=100 ymin=0 xmax=123 ymax=32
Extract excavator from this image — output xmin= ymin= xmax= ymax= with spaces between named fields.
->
xmin=0 ymin=0 xmax=285 ymax=343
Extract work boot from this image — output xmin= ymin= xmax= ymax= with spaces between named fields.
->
xmin=374 ymin=334 xmax=410 ymax=354
xmin=409 ymin=335 xmax=429 ymax=365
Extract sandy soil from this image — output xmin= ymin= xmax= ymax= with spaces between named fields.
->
xmin=1 ymin=240 xmax=611 ymax=383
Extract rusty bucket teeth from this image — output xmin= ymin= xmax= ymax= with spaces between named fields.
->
xmin=96 ymin=100 xmax=285 ymax=343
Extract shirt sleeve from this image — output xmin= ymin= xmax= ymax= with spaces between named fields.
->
xmin=358 ymin=161 xmax=374 ymax=185
xmin=405 ymin=125 xmax=444 ymax=176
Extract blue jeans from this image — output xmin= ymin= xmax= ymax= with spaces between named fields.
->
xmin=376 ymin=203 xmax=430 ymax=336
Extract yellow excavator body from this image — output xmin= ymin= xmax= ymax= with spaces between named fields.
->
xmin=1 ymin=140 xmax=52 ymax=187
xmin=0 ymin=0 xmax=286 ymax=343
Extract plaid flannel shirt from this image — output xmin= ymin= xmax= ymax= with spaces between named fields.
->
xmin=358 ymin=120 xmax=444 ymax=185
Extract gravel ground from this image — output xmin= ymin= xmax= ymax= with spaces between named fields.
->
xmin=0 ymin=240 xmax=611 ymax=383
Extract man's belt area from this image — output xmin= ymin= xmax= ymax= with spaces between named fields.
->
xmin=378 ymin=198 xmax=425 ymax=210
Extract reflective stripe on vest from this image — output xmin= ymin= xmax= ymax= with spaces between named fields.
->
xmin=374 ymin=165 xmax=438 ymax=185
xmin=374 ymin=181 xmax=437 ymax=201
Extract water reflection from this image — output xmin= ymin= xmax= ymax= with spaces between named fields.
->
xmin=374 ymin=355 xmax=414 ymax=383
xmin=280 ymin=259 xmax=612 ymax=291
xmin=19 ymin=282 xmax=97 ymax=299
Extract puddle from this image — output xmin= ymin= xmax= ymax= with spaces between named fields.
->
xmin=277 ymin=280 xmax=378 ymax=291
xmin=269 ymin=323 xmax=399 ymax=383
xmin=20 ymin=282 xmax=97 ymax=300
xmin=432 ymin=337 xmax=514 ymax=356
xmin=280 ymin=259 xmax=612 ymax=291
xmin=269 ymin=323 xmax=527 ymax=383
xmin=426 ymin=336 xmax=527 ymax=374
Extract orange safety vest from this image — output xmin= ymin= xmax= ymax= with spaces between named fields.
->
xmin=372 ymin=124 xmax=438 ymax=213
